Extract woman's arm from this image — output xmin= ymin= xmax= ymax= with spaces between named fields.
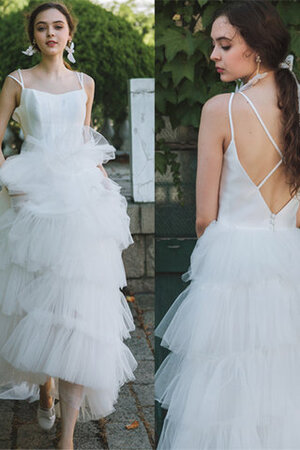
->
xmin=0 ymin=75 xmax=19 ymax=167
xmin=195 ymin=94 xmax=230 ymax=238
xmin=83 ymin=73 xmax=108 ymax=178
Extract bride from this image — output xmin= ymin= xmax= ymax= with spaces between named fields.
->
xmin=155 ymin=1 xmax=300 ymax=449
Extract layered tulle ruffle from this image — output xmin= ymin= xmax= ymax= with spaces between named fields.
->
xmin=156 ymin=220 xmax=300 ymax=449
xmin=0 ymin=126 xmax=136 ymax=420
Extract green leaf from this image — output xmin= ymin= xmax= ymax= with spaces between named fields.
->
xmin=177 ymin=79 xmax=207 ymax=104
xmin=208 ymin=81 xmax=228 ymax=98
xmin=164 ymin=88 xmax=177 ymax=104
xmin=290 ymin=30 xmax=300 ymax=57
xmin=155 ymin=152 xmax=168 ymax=175
xmin=156 ymin=46 xmax=164 ymax=62
xmin=175 ymin=102 xmax=201 ymax=128
xmin=158 ymin=72 xmax=171 ymax=89
xmin=197 ymin=0 xmax=209 ymax=6
xmin=157 ymin=28 xmax=197 ymax=61
xmin=277 ymin=2 xmax=300 ymax=26
xmin=194 ymin=32 xmax=212 ymax=61
xmin=163 ymin=56 xmax=195 ymax=86
xmin=155 ymin=87 xmax=167 ymax=114
xmin=202 ymin=2 xmax=219 ymax=29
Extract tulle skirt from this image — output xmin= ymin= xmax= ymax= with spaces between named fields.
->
xmin=156 ymin=220 xmax=300 ymax=449
xmin=0 ymin=126 xmax=137 ymax=421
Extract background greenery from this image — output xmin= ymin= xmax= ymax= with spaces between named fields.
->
xmin=108 ymin=0 xmax=154 ymax=47
xmin=0 ymin=0 xmax=154 ymax=129
xmin=156 ymin=0 xmax=300 ymax=189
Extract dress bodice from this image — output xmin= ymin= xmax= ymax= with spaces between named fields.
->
xmin=13 ymin=88 xmax=87 ymax=140
xmin=1 ymin=69 xmax=115 ymax=192
xmin=217 ymin=92 xmax=299 ymax=230
xmin=8 ymin=69 xmax=87 ymax=141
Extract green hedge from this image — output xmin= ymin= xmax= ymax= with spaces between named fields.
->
xmin=0 ymin=0 xmax=154 ymax=125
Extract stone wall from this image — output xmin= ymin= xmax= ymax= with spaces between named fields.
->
xmin=123 ymin=202 xmax=154 ymax=295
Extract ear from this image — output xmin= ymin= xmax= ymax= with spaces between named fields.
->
xmin=244 ymin=49 xmax=254 ymax=59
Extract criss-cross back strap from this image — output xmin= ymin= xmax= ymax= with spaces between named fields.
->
xmin=7 ymin=68 xmax=24 ymax=88
xmin=76 ymin=71 xmax=84 ymax=89
xmin=229 ymin=91 xmax=283 ymax=190
xmin=238 ymin=91 xmax=283 ymax=158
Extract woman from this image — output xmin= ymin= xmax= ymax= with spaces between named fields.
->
xmin=155 ymin=1 xmax=300 ymax=449
xmin=0 ymin=2 xmax=136 ymax=449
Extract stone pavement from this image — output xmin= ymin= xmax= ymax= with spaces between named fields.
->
xmin=0 ymin=293 xmax=154 ymax=450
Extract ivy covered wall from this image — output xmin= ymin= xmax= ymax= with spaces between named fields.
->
xmin=156 ymin=0 xmax=300 ymax=181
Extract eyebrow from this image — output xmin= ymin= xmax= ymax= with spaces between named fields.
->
xmin=212 ymin=36 xmax=233 ymax=42
xmin=35 ymin=20 xmax=65 ymax=25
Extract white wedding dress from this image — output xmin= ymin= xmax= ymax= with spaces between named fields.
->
xmin=156 ymin=91 xmax=300 ymax=449
xmin=0 ymin=69 xmax=137 ymax=421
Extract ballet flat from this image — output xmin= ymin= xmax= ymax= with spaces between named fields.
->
xmin=37 ymin=402 xmax=56 ymax=430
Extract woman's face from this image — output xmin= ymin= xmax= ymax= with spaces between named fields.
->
xmin=210 ymin=15 xmax=257 ymax=82
xmin=34 ymin=8 xmax=71 ymax=58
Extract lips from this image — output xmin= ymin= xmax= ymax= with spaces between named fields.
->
xmin=46 ymin=41 xmax=57 ymax=45
xmin=216 ymin=67 xmax=225 ymax=73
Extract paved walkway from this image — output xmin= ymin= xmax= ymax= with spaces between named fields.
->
xmin=0 ymin=293 xmax=154 ymax=450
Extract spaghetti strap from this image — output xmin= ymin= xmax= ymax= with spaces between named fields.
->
xmin=234 ymin=90 xmax=284 ymax=190
xmin=7 ymin=75 xmax=23 ymax=87
xmin=76 ymin=71 xmax=84 ymax=89
xmin=17 ymin=69 xmax=24 ymax=88
xmin=238 ymin=91 xmax=283 ymax=158
xmin=228 ymin=92 xmax=235 ymax=141
xmin=7 ymin=69 xmax=24 ymax=89
xmin=257 ymin=159 xmax=282 ymax=189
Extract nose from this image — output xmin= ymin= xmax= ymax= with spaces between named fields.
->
xmin=210 ymin=46 xmax=220 ymax=62
xmin=47 ymin=27 xmax=55 ymax=37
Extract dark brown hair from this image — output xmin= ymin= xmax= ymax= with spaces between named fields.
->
xmin=26 ymin=2 xmax=77 ymax=70
xmin=213 ymin=1 xmax=300 ymax=196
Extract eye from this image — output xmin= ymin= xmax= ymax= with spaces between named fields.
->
xmin=222 ymin=46 xmax=231 ymax=50
xmin=37 ymin=27 xmax=46 ymax=31
xmin=55 ymin=25 xmax=63 ymax=29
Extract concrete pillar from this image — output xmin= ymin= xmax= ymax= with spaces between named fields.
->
xmin=128 ymin=78 xmax=154 ymax=202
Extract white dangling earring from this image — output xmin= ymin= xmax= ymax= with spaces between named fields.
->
xmin=22 ymin=39 xmax=37 ymax=56
xmin=255 ymin=54 xmax=261 ymax=75
xmin=65 ymin=40 xmax=76 ymax=63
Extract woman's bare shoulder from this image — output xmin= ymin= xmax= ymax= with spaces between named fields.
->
xmin=202 ymin=93 xmax=232 ymax=116
xmin=6 ymin=69 xmax=22 ymax=82
xmin=200 ymin=93 xmax=232 ymax=138
xmin=3 ymin=70 xmax=23 ymax=93
xmin=81 ymin=73 xmax=95 ymax=90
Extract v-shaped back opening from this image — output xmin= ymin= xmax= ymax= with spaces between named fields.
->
xmin=228 ymin=92 xmax=294 ymax=215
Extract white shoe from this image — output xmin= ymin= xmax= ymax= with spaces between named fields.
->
xmin=37 ymin=402 xmax=56 ymax=430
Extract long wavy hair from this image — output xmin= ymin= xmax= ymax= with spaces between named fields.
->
xmin=25 ymin=2 xmax=77 ymax=70
xmin=213 ymin=1 xmax=300 ymax=196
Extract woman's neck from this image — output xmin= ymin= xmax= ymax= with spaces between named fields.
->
xmin=38 ymin=56 xmax=69 ymax=76
xmin=242 ymin=64 xmax=271 ymax=84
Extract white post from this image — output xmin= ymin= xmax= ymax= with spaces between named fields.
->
xmin=128 ymin=78 xmax=154 ymax=203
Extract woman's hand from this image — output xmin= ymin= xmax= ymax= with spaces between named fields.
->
xmin=97 ymin=164 xmax=108 ymax=178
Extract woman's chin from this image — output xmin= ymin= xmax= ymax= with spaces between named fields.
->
xmin=219 ymin=73 xmax=235 ymax=83
xmin=40 ymin=47 xmax=62 ymax=58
